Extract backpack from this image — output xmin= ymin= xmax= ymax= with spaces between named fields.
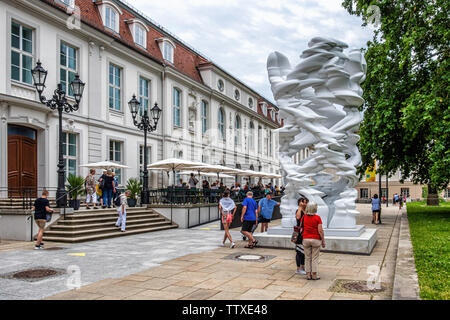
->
xmin=114 ymin=191 xmax=122 ymax=207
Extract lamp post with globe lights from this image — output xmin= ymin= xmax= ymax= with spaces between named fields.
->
xmin=128 ymin=95 xmax=162 ymax=204
xmin=31 ymin=60 xmax=85 ymax=207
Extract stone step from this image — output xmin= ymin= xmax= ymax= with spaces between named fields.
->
xmin=63 ymin=210 xmax=154 ymax=219
xmin=44 ymin=221 xmax=173 ymax=237
xmin=58 ymin=214 xmax=160 ymax=225
xmin=50 ymin=217 xmax=167 ymax=230
xmin=42 ymin=224 xmax=178 ymax=243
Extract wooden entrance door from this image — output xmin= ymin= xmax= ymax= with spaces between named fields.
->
xmin=8 ymin=126 xmax=37 ymax=197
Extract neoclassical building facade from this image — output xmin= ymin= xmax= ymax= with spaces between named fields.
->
xmin=0 ymin=0 xmax=281 ymax=196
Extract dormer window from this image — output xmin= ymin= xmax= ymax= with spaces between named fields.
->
xmin=156 ymin=38 xmax=176 ymax=64
xmin=163 ymin=42 xmax=174 ymax=63
xmin=260 ymin=102 xmax=268 ymax=116
xmin=105 ymin=7 xmax=116 ymax=30
xmin=58 ymin=0 xmax=75 ymax=8
xmin=95 ymin=0 xmax=122 ymax=34
xmin=248 ymin=97 xmax=254 ymax=109
xmin=126 ymin=19 xmax=149 ymax=48
xmin=234 ymin=89 xmax=240 ymax=101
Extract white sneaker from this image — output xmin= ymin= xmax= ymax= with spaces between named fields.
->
xmin=230 ymin=242 xmax=235 ymax=249
xmin=34 ymin=246 xmax=42 ymax=250
xmin=296 ymin=269 xmax=307 ymax=275
xmin=220 ymin=243 xmax=225 ymax=247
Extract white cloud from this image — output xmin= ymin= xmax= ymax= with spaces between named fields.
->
xmin=128 ymin=0 xmax=373 ymax=102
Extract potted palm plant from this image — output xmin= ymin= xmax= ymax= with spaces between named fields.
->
xmin=66 ymin=174 xmax=85 ymax=210
xmin=126 ymin=178 xmax=141 ymax=207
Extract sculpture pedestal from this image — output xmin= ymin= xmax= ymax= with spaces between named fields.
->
xmin=254 ymin=227 xmax=377 ymax=255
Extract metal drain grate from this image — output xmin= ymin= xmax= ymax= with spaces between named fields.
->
xmin=0 ymin=267 xmax=67 ymax=282
xmin=329 ymin=279 xmax=388 ymax=296
xmin=343 ymin=281 xmax=385 ymax=293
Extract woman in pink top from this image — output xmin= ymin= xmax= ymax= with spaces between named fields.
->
xmin=302 ymin=202 xmax=325 ymax=280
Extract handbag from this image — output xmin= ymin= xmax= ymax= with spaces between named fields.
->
xmin=291 ymin=215 xmax=304 ymax=244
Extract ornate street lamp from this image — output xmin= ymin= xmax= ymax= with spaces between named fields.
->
xmin=129 ymin=95 xmax=162 ymax=204
xmin=32 ymin=60 xmax=85 ymax=207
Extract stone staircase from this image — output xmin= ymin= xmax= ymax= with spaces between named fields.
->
xmin=41 ymin=207 xmax=178 ymax=243
xmin=0 ymin=198 xmax=56 ymax=211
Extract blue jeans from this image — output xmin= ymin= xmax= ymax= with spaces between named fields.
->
xmin=102 ymin=188 xmax=113 ymax=207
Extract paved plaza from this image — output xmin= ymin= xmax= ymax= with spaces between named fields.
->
xmin=0 ymin=204 xmax=404 ymax=300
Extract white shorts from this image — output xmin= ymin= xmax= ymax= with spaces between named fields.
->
xmin=86 ymin=193 xmax=97 ymax=204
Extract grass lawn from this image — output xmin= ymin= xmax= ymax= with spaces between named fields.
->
xmin=406 ymin=201 xmax=450 ymax=300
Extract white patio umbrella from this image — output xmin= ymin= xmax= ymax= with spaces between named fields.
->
xmin=147 ymin=158 xmax=209 ymax=186
xmin=187 ymin=164 xmax=242 ymax=181
xmin=80 ymin=160 xmax=130 ymax=169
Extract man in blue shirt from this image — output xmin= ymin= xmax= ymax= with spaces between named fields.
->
xmin=240 ymin=191 xmax=258 ymax=248
xmin=258 ymin=191 xmax=280 ymax=233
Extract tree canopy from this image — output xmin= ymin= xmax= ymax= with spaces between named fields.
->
xmin=341 ymin=0 xmax=449 ymax=191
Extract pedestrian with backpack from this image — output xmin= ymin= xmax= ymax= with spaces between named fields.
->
xmin=32 ymin=190 xmax=54 ymax=250
xmin=115 ymin=190 xmax=130 ymax=232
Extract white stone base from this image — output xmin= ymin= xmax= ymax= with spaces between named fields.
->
xmin=324 ymin=225 xmax=365 ymax=237
xmin=268 ymin=224 xmax=366 ymax=237
xmin=254 ymin=228 xmax=378 ymax=255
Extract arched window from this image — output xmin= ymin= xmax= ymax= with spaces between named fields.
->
xmin=173 ymin=88 xmax=181 ymax=127
xmin=218 ymin=108 xmax=225 ymax=140
xmin=201 ymin=100 xmax=208 ymax=134
xmin=249 ymin=121 xmax=254 ymax=151
xmin=234 ymin=116 xmax=241 ymax=146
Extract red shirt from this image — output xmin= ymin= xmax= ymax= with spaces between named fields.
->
xmin=302 ymin=215 xmax=322 ymax=240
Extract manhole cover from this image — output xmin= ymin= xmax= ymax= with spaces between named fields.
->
xmin=13 ymin=268 xmax=59 ymax=280
xmin=236 ymin=254 xmax=265 ymax=261
xmin=0 ymin=267 xmax=66 ymax=282
xmin=222 ymin=252 xmax=275 ymax=263
xmin=329 ymin=279 xmax=389 ymax=296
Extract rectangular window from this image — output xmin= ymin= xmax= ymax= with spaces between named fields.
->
xmin=60 ymin=42 xmax=77 ymax=97
xmin=173 ymin=88 xmax=181 ymax=127
xmin=360 ymin=188 xmax=368 ymax=199
xmin=109 ymin=140 xmax=122 ymax=184
xmin=445 ymin=189 xmax=450 ymax=198
xmin=139 ymin=77 xmax=150 ymax=116
xmin=201 ymin=101 xmax=207 ymax=134
xmin=62 ymin=133 xmax=77 ymax=178
xmin=269 ymin=131 xmax=273 ymax=157
xmin=109 ymin=64 xmax=121 ymax=111
xmin=381 ymin=188 xmax=387 ymax=199
xmin=401 ymin=188 xmax=410 ymax=198
xmin=139 ymin=145 xmax=151 ymax=184
xmin=11 ymin=21 xmax=33 ymax=84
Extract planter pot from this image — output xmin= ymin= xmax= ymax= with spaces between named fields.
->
xmin=69 ymin=199 xmax=81 ymax=210
xmin=127 ymin=198 xmax=137 ymax=207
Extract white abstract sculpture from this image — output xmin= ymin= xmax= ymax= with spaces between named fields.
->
xmin=267 ymin=37 xmax=367 ymax=231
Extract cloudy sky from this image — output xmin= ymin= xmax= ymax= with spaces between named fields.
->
xmin=128 ymin=0 xmax=374 ymax=102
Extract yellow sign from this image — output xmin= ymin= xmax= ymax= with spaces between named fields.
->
xmin=365 ymin=160 xmax=376 ymax=182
